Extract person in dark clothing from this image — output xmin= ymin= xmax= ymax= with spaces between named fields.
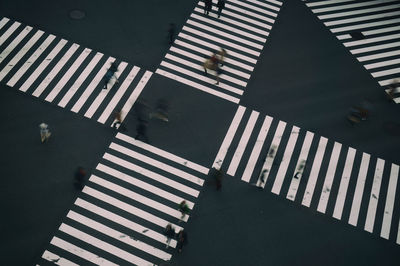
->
xmin=176 ymin=229 xmax=188 ymax=253
xmin=178 ymin=200 xmax=190 ymax=221
xmin=214 ymin=167 xmax=223 ymax=190
xmin=135 ymin=121 xmax=149 ymax=143
xmin=217 ymin=0 xmax=226 ymax=18
xmin=103 ymin=62 xmax=119 ymax=89
xmin=167 ymin=23 xmax=175 ymax=45
xmin=205 ymin=0 xmax=212 ymax=15
xmin=163 ymin=224 xmax=175 ymax=248
xmin=74 ymin=166 xmax=86 ymax=190
xmin=150 ymin=98 xmax=169 ymax=122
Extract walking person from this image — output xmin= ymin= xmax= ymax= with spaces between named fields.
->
xmin=217 ymin=0 xmax=226 ymax=18
xmin=103 ymin=62 xmax=119 ymax=90
xmin=205 ymin=0 xmax=212 ymax=15
xmin=203 ymin=53 xmax=218 ymax=75
xmin=178 ymin=200 xmax=190 ymax=222
xmin=74 ymin=166 xmax=86 ymax=190
xmin=176 ymin=229 xmax=188 ymax=253
xmin=112 ymin=110 xmax=127 ymax=131
xmin=214 ymin=167 xmax=223 ymax=190
xmin=135 ymin=121 xmax=149 ymax=143
xmin=167 ymin=23 xmax=175 ymax=45
xmin=150 ymin=98 xmax=169 ymax=122
xmin=39 ymin=123 xmax=51 ymax=143
xmin=163 ymin=224 xmax=175 ymax=249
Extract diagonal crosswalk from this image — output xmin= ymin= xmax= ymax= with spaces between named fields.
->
xmin=213 ymin=105 xmax=400 ymax=246
xmin=303 ymin=0 xmax=400 ymax=103
xmin=0 ymin=17 xmax=152 ymax=127
xmin=156 ymin=0 xmax=283 ymax=104
xmin=39 ymin=132 xmax=208 ymax=266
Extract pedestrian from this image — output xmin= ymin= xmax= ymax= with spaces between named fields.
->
xmin=386 ymin=79 xmax=399 ymax=101
xmin=163 ymin=223 xmax=175 ymax=248
xmin=150 ymin=98 xmax=169 ymax=122
xmin=178 ymin=200 xmax=190 ymax=222
xmin=167 ymin=23 xmax=175 ymax=45
xmin=135 ymin=99 xmax=150 ymax=123
xmin=103 ymin=62 xmax=119 ymax=90
xmin=176 ymin=229 xmax=188 ymax=253
xmin=74 ymin=166 xmax=86 ymax=190
xmin=217 ymin=0 xmax=225 ymax=18
xmin=135 ymin=121 xmax=149 ymax=143
xmin=112 ymin=110 xmax=127 ymax=131
xmin=210 ymin=167 xmax=224 ymax=190
xmin=39 ymin=123 xmax=51 ymax=143
xmin=205 ymin=0 xmax=212 ymax=15
xmin=203 ymin=53 xmax=218 ymax=75
xmin=294 ymin=160 xmax=306 ymax=179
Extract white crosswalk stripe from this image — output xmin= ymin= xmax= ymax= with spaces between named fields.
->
xmin=38 ymin=133 xmax=207 ymax=265
xmin=156 ymin=0 xmax=283 ymax=103
xmin=213 ymin=106 xmax=400 ymax=246
xmin=304 ymin=0 xmax=400 ymax=103
xmin=0 ymin=17 xmax=151 ymax=126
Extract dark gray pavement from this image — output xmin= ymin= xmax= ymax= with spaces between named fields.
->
xmin=0 ymin=0 xmax=399 ymax=265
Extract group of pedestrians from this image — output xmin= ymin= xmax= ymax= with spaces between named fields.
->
xmin=163 ymin=200 xmax=190 ymax=252
xmin=204 ymin=0 xmax=226 ymax=18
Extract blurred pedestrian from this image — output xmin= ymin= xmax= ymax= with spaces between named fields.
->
xmin=103 ymin=62 xmax=119 ymax=90
xmin=386 ymin=79 xmax=399 ymax=101
xmin=217 ymin=0 xmax=226 ymax=18
xmin=205 ymin=0 xmax=212 ymax=15
xmin=178 ymin=200 xmax=190 ymax=222
xmin=135 ymin=121 xmax=149 ymax=143
xmin=176 ymin=229 xmax=188 ymax=253
xmin=203 ymin=53 xmax=218 ymax=75
xmin=167 ymin=23 xmax=175 ymax=45
xmin=150 ymin=98 xmax=169 ymax=122
xmin=210 ymin=167 xmax=224 ymax=190
xmin=74 ymin=166 xmax=86 ymax=190
xmin=112 ymin=110 xmax=127 ymax=131
xmin=294 ymin=160 xmax=306 ymax=179
xmin=163 ymin=223 xmax=175 ymax=248
xmin=135 ymin=99 xmax=150 ymax=123
xmin=39 ymin=123 xmax=51 ymax=143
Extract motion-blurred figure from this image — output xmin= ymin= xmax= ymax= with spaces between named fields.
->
xmin=163 ymin=223 xmax=175 ymax=249
xmin=103 ymin=62 xmax=119 ymax=90
xmin=74 ymin=166 xmax=86 ymax=190
xmin=150 ymin=98 xmax=169 ymax=122
xmin=178 ymin=200 xmax=190 ymax=222
xmin=217 ymin=0 xmax=226 ymax=18
xmin=176 ymin=229 xmax=188 ymax=253
xmin=39 ymin=123 xmax=51 ymax=143
xmin=167 ymin=23 xmax=175 ymax=45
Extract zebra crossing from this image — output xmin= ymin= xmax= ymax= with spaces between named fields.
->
xmin=303 ymin=0 xmax=400 ymax=103
xmin=155 ymin=0 xmax=282 ymax=104
xmin=0 ymin=17 xmax=152 ymax=127
xmin=39 ymin=132 xmax=208 ymax=266
xmin=213 ymin=105 xmax=400 ymax=245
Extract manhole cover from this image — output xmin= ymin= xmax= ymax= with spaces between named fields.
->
xmin=69 ymin=10 xmax=86 ymax=20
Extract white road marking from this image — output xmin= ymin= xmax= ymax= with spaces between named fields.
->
xmin=332 ymin=147 xmax=356 ymax=220
xmin=227 ymin=111 xmax=259 ymax=176
xmin=212 ymin=105 xmax=246 ymax=169
xmin=349 ymin=152 xmax=370 ymax=226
